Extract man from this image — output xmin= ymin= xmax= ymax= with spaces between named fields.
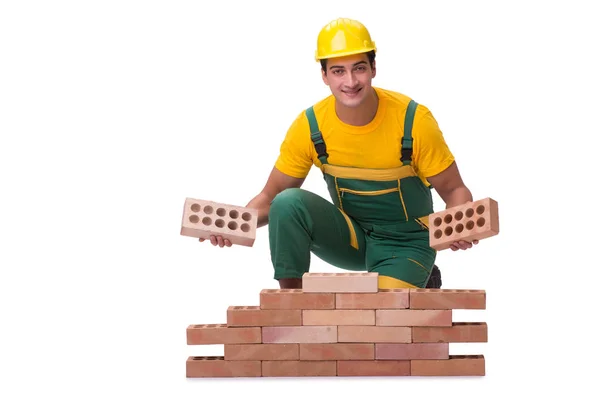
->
xmin=201 ymin=18 xmax=478 ymax=289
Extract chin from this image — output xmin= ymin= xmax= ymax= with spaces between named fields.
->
xmin=340 ymin=98 xmax=364 ymax=108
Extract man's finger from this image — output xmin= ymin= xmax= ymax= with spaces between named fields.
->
xmin=225 ymin=239 xmax=232 ymax=247
xmin=210 ymin=235 xmax=217 ymax=246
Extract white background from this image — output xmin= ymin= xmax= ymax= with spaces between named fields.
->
xmin=1 ymin=0 xmax=598 ymax=398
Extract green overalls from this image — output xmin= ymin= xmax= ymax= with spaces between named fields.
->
xmin=268 ymin=100 xmax=437 ymax=288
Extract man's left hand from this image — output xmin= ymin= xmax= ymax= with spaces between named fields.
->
xmin=450 ymin=239 xmax=479 ymax=251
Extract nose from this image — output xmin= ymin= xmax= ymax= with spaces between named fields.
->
xmin=344 ymin=71 xmax=358 ymax=87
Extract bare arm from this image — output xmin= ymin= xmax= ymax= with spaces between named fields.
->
xmin=426 ymin=161 xmax=478 ymax=250
xmin=426 ymin=161 xmax=472 ymax=209
xmin=201 ymin=167 xmax=304 ymax=247
xmin=247 ymin=167 xmax=305 ymax=228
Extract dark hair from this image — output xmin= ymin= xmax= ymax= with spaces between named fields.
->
xmin=320 ymin=50 xmax=376 ymax=74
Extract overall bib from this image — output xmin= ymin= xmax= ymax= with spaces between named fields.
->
xmin=268 ymin=100 xmax=437 ymax=288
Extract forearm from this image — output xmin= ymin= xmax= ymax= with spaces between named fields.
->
xmin=444 ymin=186 xmax=473 ymax=209
xmin=246 ymin=192 xmax=273 ymax=228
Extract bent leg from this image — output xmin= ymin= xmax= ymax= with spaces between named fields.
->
xmin=268 ymin=188 xmax=366 ymax=284
xmin=365 ymin=223 xmax=437 ymax=288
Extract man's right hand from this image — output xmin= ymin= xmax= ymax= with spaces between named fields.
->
xmin=197 ymin=167 xmax=304 ymax=249
xmin=199 ymin=235 xmax=232 ymax=248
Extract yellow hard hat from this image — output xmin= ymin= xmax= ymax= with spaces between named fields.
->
xmin=315 ymin=18 xmax=376 ymax=61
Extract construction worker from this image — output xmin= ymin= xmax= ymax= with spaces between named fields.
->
xmin=201 ymin=18 xmax=478 ymax=289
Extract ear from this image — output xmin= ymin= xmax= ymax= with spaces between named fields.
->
xmin=371 ymin=60 xmax=377 ymax=78
xmin=321 ymin=68 xmax=329 ymax=85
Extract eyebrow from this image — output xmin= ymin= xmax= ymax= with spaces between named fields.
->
xmin=329 ymin=61 xmax=368 ymax=70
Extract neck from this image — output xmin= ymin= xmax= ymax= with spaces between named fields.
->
xmin=335 ymin=88 xmax=379 ymax=126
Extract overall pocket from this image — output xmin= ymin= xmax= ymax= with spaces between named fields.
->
xmin=335 ymin=178 xmax=408 ymax=224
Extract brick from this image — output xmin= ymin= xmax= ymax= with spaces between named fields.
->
xmin=338 ymin=326 xmax=411 ymax=343
xmin=299 ymin=343 xmax=374 ymax=360
xmin=185 ymin=356 xmax=261 ymax=378
xmin=186 ymin=324 xmax=261 ymax=344
xmin=224 ymin=344 xmax=299 ymax=360
xmin=375 ymin=343 xmax=449 ymax=360
xmin=262 ymin=360 xmax=337 ymax=377
xmin=409 ymin=288 xmax=486 ymax=309
xmin=302 ymin=272 xmax=378 ymax=293
xmin=226 ymin=306 xmax=302 ymax=326
xmin=376 ymin=309 xmax=452 ymax=326
xmin=180 ymin=197 xmax=258 ymax=247
xmin=429 ymin=197 xmax=499 ymax=251
xmin=412 ymin=322 xmax=488 ymax=342
xmin=335 ymin=289 xmax=409 ymax=309
xmin=262 ymin=326 xmax=337 ymax=343
xmin=411 ymin=355 xmax=485 ymax=376
xmin=259 ymin=289 xmax=334 ymax=310
xmin=337 ymin=360 xmax=410 ymax=376
xmin=303 ymin=309 xmax=375 ymax=325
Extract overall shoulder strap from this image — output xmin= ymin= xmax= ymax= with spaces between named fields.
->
xmin=401 ymin=99 xmax=418 ymax=165
xmin=305 ymin=106 xmax=329 ymax=165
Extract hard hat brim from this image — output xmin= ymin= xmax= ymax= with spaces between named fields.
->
xmin=315 ymin=46 xmax=377 ymax=61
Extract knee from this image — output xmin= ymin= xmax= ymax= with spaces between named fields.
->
xmin=269 ymin=188 xmax=305 ymax=217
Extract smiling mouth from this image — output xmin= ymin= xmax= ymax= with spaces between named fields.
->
xmin=343 ymin=88 xmax=362 ymax=95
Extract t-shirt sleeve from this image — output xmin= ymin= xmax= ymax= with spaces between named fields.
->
xmin=274 ymin=111 xmax=315 ymax=179
xmin=412 ymin=107 xmax=455 ymax=178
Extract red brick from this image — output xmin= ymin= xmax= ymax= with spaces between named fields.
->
xmin=335 ymin=289 xmax=409 ymax=309
xmin=375 ymin=343 xmax=449 ymax=360
xmin=181 ymin=198 xmax=258 ymax=247
xmin=262 ymin=360 xmax=336 ymax=377
xmin=186 ymin=324 xmax=261 ymax=344
xmin=299 ymin=343 xmax=374 ymax=360
xmin=185 ymin=356 xmax=261 ymax=377
xmin=429 ymin=197 xmax=499 ymax=251
xmin=411 ymin=355 xmax=485 ymax=376
xmin=302 ymin=272 xmax=378 ymax=293
xmin=224 ymin=344 xmax=299 ymax=360
xmin=412 ymin=322 xmax=488 ymax=342
xmin=262 ymin=326 xmax=337 ymax=343
xmin=338 ymin=326 xmax=411 ymax=343
xmin=409 ymin=288 xmax=486 ymax=309
xmin=376 ymin=309 xmax=452 ymax=326
xmin=260 ymin=289 xmax=334 ymax=309
xmin=337 ymin=360 xmax=410 ymax=376
xmin=303 ymin=309 xmax=375 ymax=325
xmin=226 ymin=306 xmax=302 ymax=326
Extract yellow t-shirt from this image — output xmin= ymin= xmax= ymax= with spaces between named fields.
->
xmin=274 ymin=87 xmax=455 ymax=186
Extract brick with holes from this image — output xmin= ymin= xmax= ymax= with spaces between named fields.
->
xmin=412 ymin=322 xmax=488 ymax=343
xmin=227 ymin=306 xmax=302 ymax=327
xmin=262 ymin=360 xmax=337 ymax=377
xmin=337 ymin=360 xmax=411 ymax=376
xmin=259 ymin=289 xmax=335 ymax=310
xmin=186 ymin=324 xmax=261 ymax=345
xmin=302 ymin=272 xmax=378 ymax=293
xmin=375 ymin=309 xmax=452 ymax=327
xmin=186 ymin=356 xmax=261 ymax=377
xmin=335 ymin=289 xmax=410 ymax=309
xmin=428 ymin=197 xmax=499 ymax=251
xmin=411 ymin=355 xmax=485 ymax=376
xmin=180 ymin=197 xmax=258 ymax=246
xmin=409 ymin=288 xmax=486 ymax=309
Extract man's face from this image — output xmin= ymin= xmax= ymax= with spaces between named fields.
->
xmin=321 ymin=53 xmax=376 ymax=108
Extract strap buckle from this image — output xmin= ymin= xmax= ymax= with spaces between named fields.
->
xmin=401 ymin=147 xmax=412 ymax=162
